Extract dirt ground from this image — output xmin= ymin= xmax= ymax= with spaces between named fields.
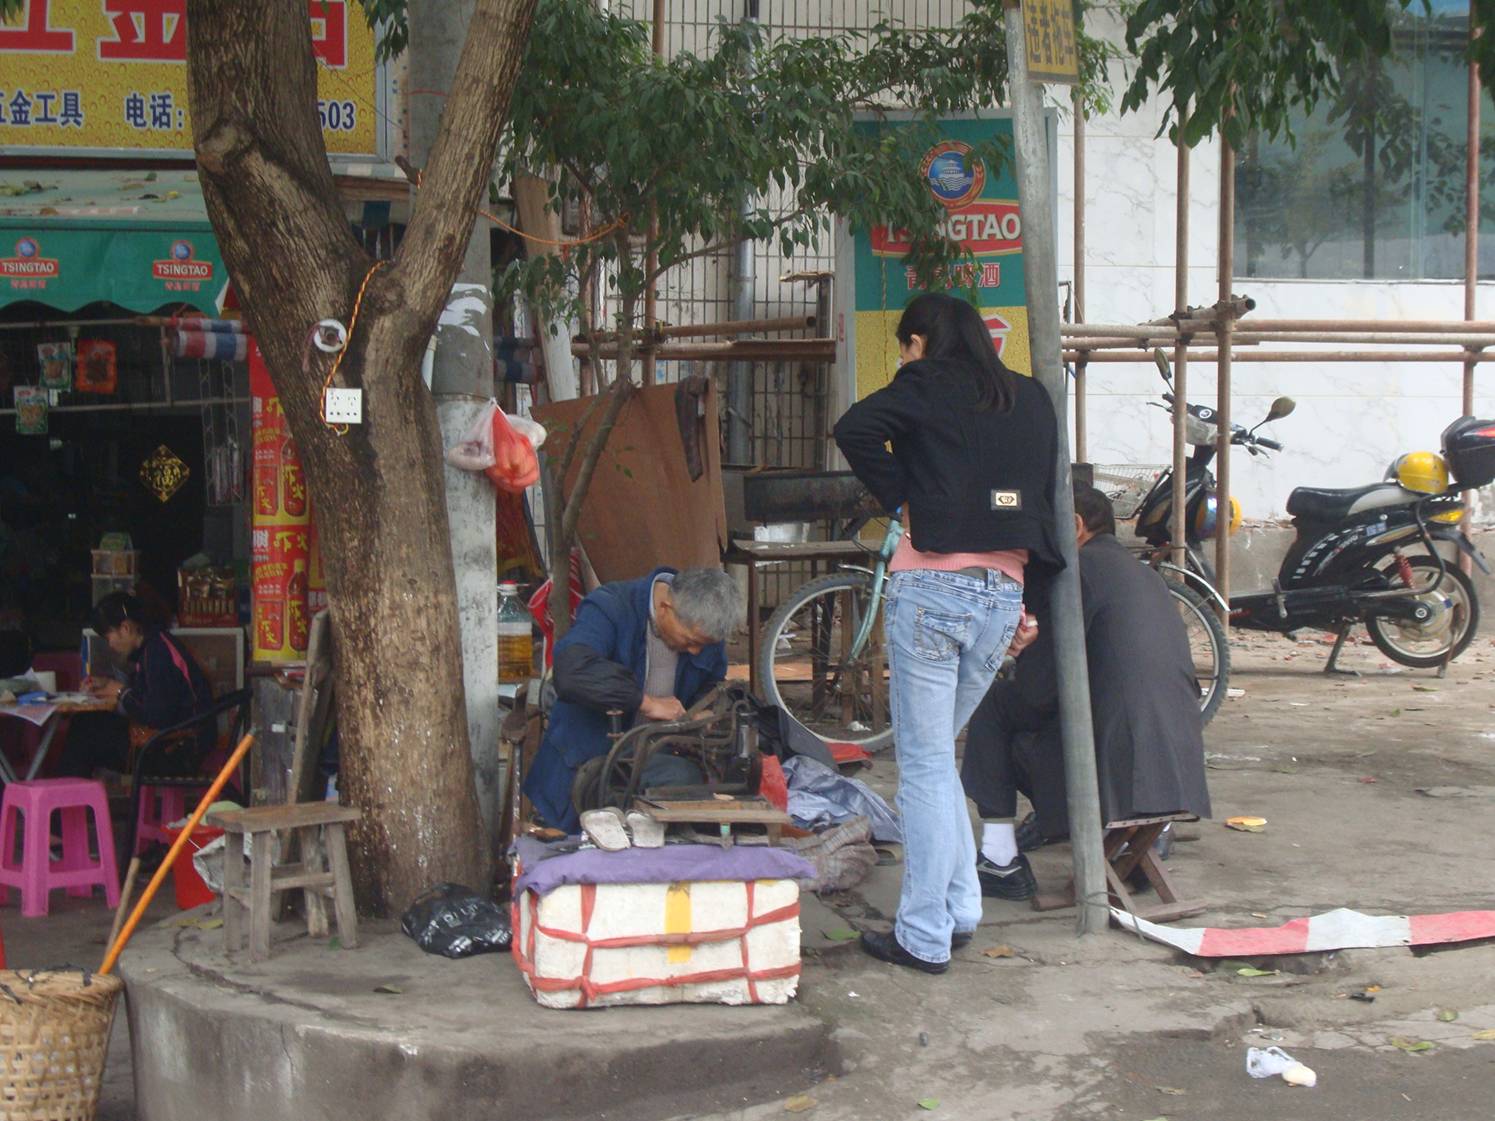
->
xmin=6 ymin=625 xmax=1495 ymax=1120
xmin=683 ymin=626 xmax=1495 ymax=1121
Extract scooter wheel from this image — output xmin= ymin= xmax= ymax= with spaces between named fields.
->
xmin=1366 ymin=557 xmax=1479 ymax=669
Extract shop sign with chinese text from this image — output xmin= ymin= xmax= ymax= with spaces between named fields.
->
xmin=0 ymin=0 xmax=382 ymax=157
xmin=838 ymin=112 xmax=1055 ymax=402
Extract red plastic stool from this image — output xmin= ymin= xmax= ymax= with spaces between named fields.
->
xmin=135 ymin=785 xmax=204 ymax=855
xmin=0 ymin=779 xmax=121 ymax=918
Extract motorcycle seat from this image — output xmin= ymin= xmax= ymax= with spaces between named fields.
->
xmin=1286 ymin=482 xmax=1415 ymax=522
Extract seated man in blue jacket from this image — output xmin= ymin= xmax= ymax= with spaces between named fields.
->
xmin=523 ymin=566 xmax=741 ymax=832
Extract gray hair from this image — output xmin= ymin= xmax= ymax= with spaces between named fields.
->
xmin=669 ymin=568 xmax=742 ymax=641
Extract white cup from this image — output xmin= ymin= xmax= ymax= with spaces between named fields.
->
xmin=31 ymin=671 xmax=57 ymax=694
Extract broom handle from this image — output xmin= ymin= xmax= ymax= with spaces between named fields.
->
xmin=108 ymin=857 xmax=142 ymax=950
xmin=100 ymin=733 xmax=255 ymax=976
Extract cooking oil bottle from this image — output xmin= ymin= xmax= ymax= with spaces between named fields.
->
xmin=497 ymin=582 xmax=534 ymax=683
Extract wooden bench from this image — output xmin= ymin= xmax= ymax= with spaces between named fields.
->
xmin=1031 ymin=813 xmax=1205 ymax=924
xmin=206 ymin=801 xmax=361 ymax=962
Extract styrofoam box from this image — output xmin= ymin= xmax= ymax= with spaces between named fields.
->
xmin=513 ymin=878 xmax=802 ymax=1009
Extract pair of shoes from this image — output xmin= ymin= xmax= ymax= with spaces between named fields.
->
xmin=1015 ymin=812 xmax=1066 ymax=853
xmin=859 ymin=929 xmax=949 ymax=974
xmin=580 ymin=807 xmax=667 ymax=851
xmin=951 ymin=930 xmax=974 ymax=951
xmin=977 ymin=853 xmax=1038 ymax=900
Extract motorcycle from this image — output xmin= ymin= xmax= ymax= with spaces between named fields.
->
xmin=1134 ymin=348 xmax=1495 ymax=676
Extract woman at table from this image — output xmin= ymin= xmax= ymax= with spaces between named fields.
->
xmin=832 ymin=291 xmax=1063 ymax=975
xmin=59 ymin=592 xmax=215 ymax=778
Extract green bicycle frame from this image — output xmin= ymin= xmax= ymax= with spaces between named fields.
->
xmin=849 ymin=518 xmax=904 ymax=657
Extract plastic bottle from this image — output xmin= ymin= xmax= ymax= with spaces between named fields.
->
xmin=497 ymin=583 xmax=534 ymax=683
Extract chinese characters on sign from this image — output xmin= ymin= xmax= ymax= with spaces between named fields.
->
xmin=0 ymin=0 xmax=378 ymax=154
xmin=1022 ymin=0 xmax=1080 ymax=86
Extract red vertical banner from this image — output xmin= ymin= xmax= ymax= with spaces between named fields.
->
xmin=250 ymin=342 xmax=320 ymax=662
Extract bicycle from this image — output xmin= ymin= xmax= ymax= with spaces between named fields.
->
xmin=755 ymin=511 xmax=1229 ymax=750
xmin=755 ymin=518 xmax=903 ymax=753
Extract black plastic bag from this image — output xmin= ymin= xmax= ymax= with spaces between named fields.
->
xmin=400 ymin=883 xmax=512 ymax=959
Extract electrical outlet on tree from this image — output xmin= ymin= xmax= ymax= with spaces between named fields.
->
xmin=324 ymin=388 xmax=364 ymax=424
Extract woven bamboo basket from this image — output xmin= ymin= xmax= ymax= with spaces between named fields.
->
xmin=0 ymin=969 xmax=122 ymax=1121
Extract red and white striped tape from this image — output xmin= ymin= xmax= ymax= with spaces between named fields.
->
xmin=1113 ymin=907 xmax=1495 ymax=957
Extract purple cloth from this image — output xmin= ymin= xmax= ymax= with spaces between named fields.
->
xmin=513 ymin=837 xmax=815 ymax=898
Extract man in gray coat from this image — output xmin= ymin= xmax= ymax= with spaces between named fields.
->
xmin=960 ymin=485 xmax=1212 ymax=899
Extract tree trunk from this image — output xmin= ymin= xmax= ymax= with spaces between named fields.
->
xmin=185 ymin=0 xmax=537 ymax=914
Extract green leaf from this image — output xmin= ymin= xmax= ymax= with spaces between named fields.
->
xmin=1438 ymin=1009 xmax=1459 ymax=1023
xmin=1236 ymin=967 xmax=1278 ymax=978
xmin=916 ymin=1099 xmax=940 ymax=1111
xmin=822 ymin=928 xmax=858 ymax=942
xmin=1390 ymin=1037 xmax=1435 ymax=1054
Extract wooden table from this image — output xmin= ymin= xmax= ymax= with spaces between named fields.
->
xmin=722 ymin=538 xmax=872 ymax=695
xmin=0 ymin=697 xmax=116 ymax=783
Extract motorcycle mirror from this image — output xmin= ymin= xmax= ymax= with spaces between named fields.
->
xmin=1153 ymin=347 xmax=1173 ymax=382
xmin=1265 ymin=396 xmax=1296 ymax=422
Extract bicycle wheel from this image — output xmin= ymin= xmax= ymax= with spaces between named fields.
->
xmin=756 ymin=571 xmax=894 ymax=751
xmin=1167 ymin=580 xmax=1230 ymax=725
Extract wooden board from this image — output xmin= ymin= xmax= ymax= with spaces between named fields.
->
xmin=635 ymin=798 xmax=791 ymax=826
xmin=208 ymin=801 xmax=362 ymax=833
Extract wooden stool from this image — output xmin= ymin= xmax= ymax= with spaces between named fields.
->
xmin=206 ymin=803 xmax=361 ymax=962
xmin=1031 ymin=813 xmax=1205 ymax=924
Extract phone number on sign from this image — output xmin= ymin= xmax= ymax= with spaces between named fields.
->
xmin=317 ymin=100 xmax=359 ymax=132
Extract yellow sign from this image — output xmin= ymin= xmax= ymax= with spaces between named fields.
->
xmin=1023 ymin=0 xmax=1080 ymax=85
xmin=0 ymin=0 xmax=380 ymax=155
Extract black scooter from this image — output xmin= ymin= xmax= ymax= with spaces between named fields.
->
xmin=1134 ymin=350 xmax=1494 ymax=674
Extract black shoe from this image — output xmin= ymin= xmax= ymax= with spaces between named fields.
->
xmin=859 ymin=929 xmax=949 ymax=975
xmin=977 ymin=853 xmax=1038 ymax=901
xmin=951 ymin=930 xmax=974 ymax=950
xmin=1015 ymin=812 xmax=1067 ymax=853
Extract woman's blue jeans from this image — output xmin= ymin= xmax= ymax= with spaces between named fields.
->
xmin=884 ymin=568 xmax=1023 ymax=963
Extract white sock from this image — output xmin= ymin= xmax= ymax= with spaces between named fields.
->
xmin=981 ymin=822 xmax=1017 ymax=866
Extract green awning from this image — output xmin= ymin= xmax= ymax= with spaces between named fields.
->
xmin=0 ymin=171 xmax=228 ymax=316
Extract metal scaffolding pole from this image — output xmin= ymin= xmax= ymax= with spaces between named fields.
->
xmin=1170 ymin=126 xmax=1190 ymax=571
xmin=1215 ymin=140 xmax=1236 ymax=613
xmin=1463 ymin=18 xmax=1482 ymax=573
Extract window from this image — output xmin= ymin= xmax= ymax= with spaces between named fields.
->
xmin=1235 ymin=1 xmax=1495 ymax=281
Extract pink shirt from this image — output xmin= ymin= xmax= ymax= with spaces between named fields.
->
xmin=889 ymin=534 xmax=1027 ymax=586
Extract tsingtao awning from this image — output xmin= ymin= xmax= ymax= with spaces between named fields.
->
xmin=0 ymin=170 xmax=229 ymax=316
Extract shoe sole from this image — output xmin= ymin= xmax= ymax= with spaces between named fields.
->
xmin=978 ymin=876 xmax=1037 ymax=901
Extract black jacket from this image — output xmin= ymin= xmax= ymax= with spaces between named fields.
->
xmin=122 ymin=628 xmax=214 ymax=747
xmin=962 ymin=533 xmax=1211 ymax=833
xmin=833 ymin=359 xmax=1063 ymax=578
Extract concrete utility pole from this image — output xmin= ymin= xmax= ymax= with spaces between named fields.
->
xmin=1002 ymin=2 xmax=1108 ymax=934
xmin=407 ymin=0 xmax=502 ymax=838
xmin=725 ymin=0 xmax=761 ymax=466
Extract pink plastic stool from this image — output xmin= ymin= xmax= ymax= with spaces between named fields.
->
xmin=0 ymin=779 xmax=121 ymax=918
xmin=135 ymin=785 xmax=204 ymax=855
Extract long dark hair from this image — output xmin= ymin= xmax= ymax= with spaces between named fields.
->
xmin=896 ymin=292 xmax=1018 ymax=413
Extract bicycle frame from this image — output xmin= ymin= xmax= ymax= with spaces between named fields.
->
xmin=848 ymin=519 xmax=904 ymax=657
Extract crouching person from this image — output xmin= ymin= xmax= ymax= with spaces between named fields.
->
xmin=523 ymin=567 xmax=741 ymax=832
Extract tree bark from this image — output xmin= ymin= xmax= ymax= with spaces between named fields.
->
xmin=185 ymin=0 xmax=537 ymax=914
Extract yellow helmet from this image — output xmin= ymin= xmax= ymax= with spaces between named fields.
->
xmin=1392 ymin=451 xmax=1450 ymax=495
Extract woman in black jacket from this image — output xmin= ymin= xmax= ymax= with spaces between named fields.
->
xmin=833 ymin=292 xmax=1062 ymax=974
xmin=60 ymin=592 xmax=215 ymax=777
